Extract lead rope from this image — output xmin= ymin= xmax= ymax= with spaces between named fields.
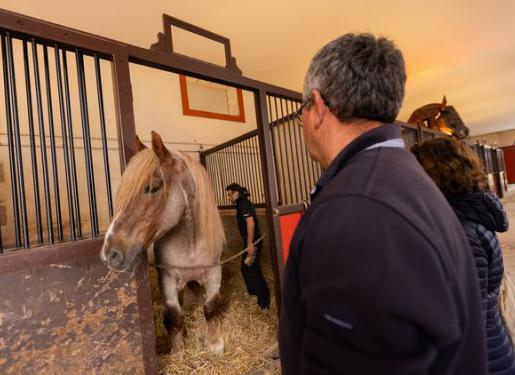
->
xmin=149 ymin=235 xmax=265 ymax=270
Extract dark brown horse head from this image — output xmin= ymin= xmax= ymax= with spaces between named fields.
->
xmin=100 ymin=131 xmax=193 ymax=272
xmin=437 ymin=106 xmax=470 ymax=140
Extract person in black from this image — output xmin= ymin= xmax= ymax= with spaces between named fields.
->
xmin=226 ymin=183 xmax=270 ymax=309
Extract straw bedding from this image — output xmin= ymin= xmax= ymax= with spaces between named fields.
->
xmin=149 ymin=251 xmax=280 ymax=375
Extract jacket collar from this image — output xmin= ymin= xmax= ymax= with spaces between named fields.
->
xmin=311 ymin=123 xmax=402 ymax=201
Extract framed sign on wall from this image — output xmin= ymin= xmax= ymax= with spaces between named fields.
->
xmin=179 ymin=75 xmax=245 ymax=122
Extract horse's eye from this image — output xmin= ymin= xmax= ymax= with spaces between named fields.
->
xmin=144 ymin=184 xmax=161 ymax=194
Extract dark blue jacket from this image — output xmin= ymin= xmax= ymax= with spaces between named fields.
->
xmin=450 ymin=191 xmax=515 ymax=374
xmin=279 ymin=124 xmax=487 ymax=374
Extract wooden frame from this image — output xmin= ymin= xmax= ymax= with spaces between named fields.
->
xmin=179 ymin=74 xmax=246 ymax=122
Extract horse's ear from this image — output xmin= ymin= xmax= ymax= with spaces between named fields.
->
xmin=151 ymin=131 xmax=172 ymax=164
xmin=440 ymin=95 xmax=447 ymax=111
xmin=135 ymin=135 xmax=147 ymax=152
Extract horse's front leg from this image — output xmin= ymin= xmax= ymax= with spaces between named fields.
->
xmin=201 ymin=265 xmax=224 ymax=355
xmin=159 ymin=271 xmax=185 ymax=354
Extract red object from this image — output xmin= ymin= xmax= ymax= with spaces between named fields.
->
xmin=279 ymin=212 xmax=303 ymax=264
xmin=502 ymin=146 xmax=515 ymax=184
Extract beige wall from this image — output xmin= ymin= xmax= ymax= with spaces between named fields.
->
xmin=469 ymin=129 xmax=515 ymax=148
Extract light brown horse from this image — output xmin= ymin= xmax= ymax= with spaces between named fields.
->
xmin=100 ymin=131 xmax=226 ymax=354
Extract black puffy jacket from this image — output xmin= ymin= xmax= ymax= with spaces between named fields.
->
xmin=450 ymin=191 xmax=515 ymax=374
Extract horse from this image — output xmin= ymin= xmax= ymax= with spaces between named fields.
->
xmin=407 ymin=96 xmax=470 ymax=139
xmin=100 ymin=130 xmax=226 ymax=355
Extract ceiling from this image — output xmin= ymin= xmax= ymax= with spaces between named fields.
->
xmin=3 ymin=0 xmax=515 ymax=136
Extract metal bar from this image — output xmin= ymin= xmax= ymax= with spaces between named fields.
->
xmin=6 ymin=33 xmax=29 ymax=248
xmin=1 ymin=33 xmax=21 ymax=248
xmin=255 ymin=89 xmax=283 ymax=310
xmin=237 ymin=140 xmax=247 ymax=191
xmin=249 ymin=137 xmax=260 ymax=203
xmin=286 ymin=99 xmax=303 ymax=201
xmin=201 ymin=129 xmax=258 ymax=157
xmin=55 ymin=45 xmax=75 ymax=241
xmin=294 ymin=100 xmax=309 ymax=200
xmin=267 ymin=96 xmax=281 ymax=204
xmin=43 ymin=45 xmax=63 ymax=241
xmin=279 ymin=97 xmax=297 ymax=204
xmin=2 ymin=33 xmax=26 ymax=249
xmin=22 ymin=40 xmax=43 ymax=244
xmin=273 ymin=96 xmax=288 ymax=205
xmin=251 ymin=137 xmax=265 ymax=204
xmin=215 ymin=152 xmax=225 ymax=205
xmin=94 ymin=55 xmax=113 ymax=219
xmin=62 ymin=50 xmax=82 ymax=238
xmin=32 ymin=39 xmax=54 ymax=244
xmin=218 ymin=147 xmax=229 ymax=205
xmin=243 ymin=138 xmax=256 ymax=203
xmin=75 ymin=50 xmax=98 ymax=237
xmin=284 ymin=98 xmax=300 ymax=203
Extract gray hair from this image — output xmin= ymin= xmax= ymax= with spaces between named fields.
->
xmin=304 ymin=33 xmax=406 ymax=124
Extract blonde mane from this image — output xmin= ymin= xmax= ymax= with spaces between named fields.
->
xmin=114 ymin=149 xmax=160 ymax=216
xmin=179 ymin=152 xmax=226 ymax=253
xmin=114 ymin=149 xmax=225 ymax=253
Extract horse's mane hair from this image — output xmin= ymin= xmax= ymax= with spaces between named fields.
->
xmin=178 ymin=152 xmax=225 ymax=252
xmin=114 ymin=149 xmax=159 ymax=216
xmin=114 ymin=149 xmax=225 ymax=252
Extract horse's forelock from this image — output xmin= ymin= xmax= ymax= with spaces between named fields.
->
xmin=114 ymin=149 xmax=160 ymax=215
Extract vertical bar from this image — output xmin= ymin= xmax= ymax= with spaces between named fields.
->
xmin=43 ymin=45 xmax=63 ymax=241
xmin=294 ymin=100 xmax=310 ymax=199
xmin=1 ymin=33 xmax=21 ymax=248
xmin=238 ymin=140 xmax=251 ymax=195
xmin=279 ymin=97 xmax=297 ymax=204
xmin=244 ymin=138 xmax=257 ymax=203
xmin=32 ymin=39 xmax=54 ymax=244
xmin=267 ymin=96 xmax=282 ymax=204
xmin=55 ymin=45 xmax=75 ymax=241
xmin=62 ymin=50 xmax=82 ymax=238
xmin=273 ymin=96 xmax=288 ymax=205
xmin=23 ymin=40 xmax=43 ymax=244
xmin=214 ymin=151 xmax=224 ymax=205
xmin=94 ymin=55 xmax=113 ymax=219
xmin=6 ymin=34 xmax=30 ymax=248
xmin=253 ymin=136 xmax=265 ymax=204
xmin=75 ymin=51 xmax=98 ymax=237
xmin=255 ymin=89 xmax=283 ymax=310
xmin=250 ymin=137 xmax=260 ymax=203
xmin=286 ymin=99 xmax=303 ymax=201
xmin=218 ymin=149 xmax=229 ymax=205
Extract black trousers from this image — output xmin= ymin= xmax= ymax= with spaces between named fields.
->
xmin=240 ymin=241 xmax=270 ymax=308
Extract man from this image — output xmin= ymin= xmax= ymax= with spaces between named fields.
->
xmin=279 ymin=33 xmax=487 ymax=374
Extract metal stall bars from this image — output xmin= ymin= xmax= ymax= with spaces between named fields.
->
xmin=201 ymin=130 xmax=265 ymax=208
xmin=0 ymin=9 xmax=157 ymax=375
xmin=0 ymin=33 xmax=116 ymax=250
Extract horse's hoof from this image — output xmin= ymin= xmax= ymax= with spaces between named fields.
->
xmin=207 ymin=336 xmax=224 ymax=355
xmin=170 ymin=335 xmax=185 ymax=355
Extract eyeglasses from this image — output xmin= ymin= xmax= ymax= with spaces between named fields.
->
xmin=295 ymin=98 xmax=312 ymax=128
xmin=295 ymin=93 xmax=329 ymax=128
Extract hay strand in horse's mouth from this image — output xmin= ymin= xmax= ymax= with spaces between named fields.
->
xmin=151 ymin=253 xmax=280 ymax=374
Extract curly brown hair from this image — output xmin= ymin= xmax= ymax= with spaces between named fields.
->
xmin=411 ymin=138 xmax=486 ymax=198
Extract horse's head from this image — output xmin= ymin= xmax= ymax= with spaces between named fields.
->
xmin=100 ymin=131 xmax=194 ymax=272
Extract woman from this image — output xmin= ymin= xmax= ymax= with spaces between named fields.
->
xmin=412 ymin=138 xmax=515 ymax=374
xmin=225 ymin=183 xmax=270 ymax=310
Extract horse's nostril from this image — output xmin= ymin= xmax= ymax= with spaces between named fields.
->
xmin=107 ymin=248 xmax=124 ymax=267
